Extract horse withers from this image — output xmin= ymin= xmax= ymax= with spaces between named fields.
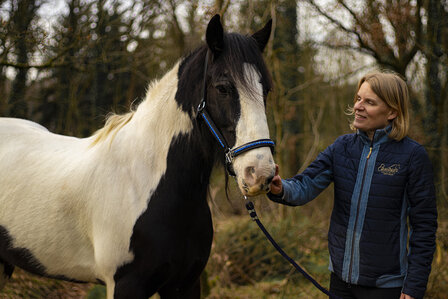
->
xmin=0 ymin=15 xmax=275 ymax=298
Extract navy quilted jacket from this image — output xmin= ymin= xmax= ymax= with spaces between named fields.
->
xmin=268 ymin=127 xmax=437 ymax=299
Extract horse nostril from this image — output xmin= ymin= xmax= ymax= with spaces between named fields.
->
xmin=266 ymin=175 xmax=274 ymax=185
xmin=245 ymin=166 xmax=256 ymax=177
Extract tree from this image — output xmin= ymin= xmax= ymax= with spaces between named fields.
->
xmin=303 ymin=0 xmax=424 ymax=75
xmin=423 ymin=0 xmax=447 ymax=190
xmin=35 ymin=0 xmax=94 ymax=134
xmin=6 ymin=0 xmax=43 ymax=118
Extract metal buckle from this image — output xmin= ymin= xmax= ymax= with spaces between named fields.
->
xmin=225 ymin=150 xmax=234 ymax=164
xmin=197 ymin=99 xmax=206 ymax=112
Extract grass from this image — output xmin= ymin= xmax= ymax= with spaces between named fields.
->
xmin=0 ymin=268 xmax=91 ymax=299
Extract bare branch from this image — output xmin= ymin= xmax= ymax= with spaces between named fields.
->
xmin=284 ymin=76 xmax=323 ymax=100
xmin=326 ymin=62 xmax=377 ymax=85
xmin=337 ymin=0 xmax=364 ymax=29
xmin=305 ymin=0 xmax=390 ymax=66
xmin=0 ymin=41 xmax=81 ymax=70
xmin=305 ymin=0 xmax=363 ymax=42
xmin=219 ymin=0 xmax=231 ymax=17
xmin=298 ymin=105 xmax=324 ymax=173
xmin=315 ymin=41 xmax=376 ymax=56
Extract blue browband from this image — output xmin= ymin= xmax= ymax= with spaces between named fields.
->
xmin=197 ymin=51 xmax=275 ymax=176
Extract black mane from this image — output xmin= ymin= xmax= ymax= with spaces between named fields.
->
xmin=175 ymin=31 xmax=272 ymax=115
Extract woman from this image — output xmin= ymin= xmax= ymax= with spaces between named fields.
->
xmin=268 ymin=72 xmax=437 ymax=299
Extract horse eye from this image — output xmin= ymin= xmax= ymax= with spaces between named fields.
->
xmin=215 ymin=84 xmax=230 ymax=95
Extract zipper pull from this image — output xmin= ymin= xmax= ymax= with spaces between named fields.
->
xmin=367 ymin=130 xmax=375 ymax=159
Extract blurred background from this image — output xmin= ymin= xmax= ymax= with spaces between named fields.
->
xmin=0 ymin=0 xmax=446 ymax=298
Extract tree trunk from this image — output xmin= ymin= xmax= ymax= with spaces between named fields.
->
xmin=7 ymin=0 xmax=39 ymax=118
xmin=423 ymin=0 xmax=444 ymax=180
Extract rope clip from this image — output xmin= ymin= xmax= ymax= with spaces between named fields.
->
xmin=244 ymin=196 xmax=258 ymax=220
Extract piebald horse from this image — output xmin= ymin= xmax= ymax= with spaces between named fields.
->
xmin=0 ymin=15 xmax=275 ymax=298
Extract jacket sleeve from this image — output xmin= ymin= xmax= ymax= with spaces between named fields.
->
xmin=402 ymin=145 xmax=438 ymax=299
xmin=268 ymin=143 xmax=334 ymax=206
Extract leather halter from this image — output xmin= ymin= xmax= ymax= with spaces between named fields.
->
xmin=197 ymin=50 xmax=275 ymax=176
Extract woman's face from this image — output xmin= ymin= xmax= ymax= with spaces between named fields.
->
xmin=353 ymin=82 xmax=397 ymax=139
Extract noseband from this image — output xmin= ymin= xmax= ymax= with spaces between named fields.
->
xmin=197 ymin=50 xmax=275 ymax=176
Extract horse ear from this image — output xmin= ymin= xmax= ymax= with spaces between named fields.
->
xmin=206 ymin=14 xmax=224 ymax=56
xmin=252 ymin=19 xmax=272 ymax=52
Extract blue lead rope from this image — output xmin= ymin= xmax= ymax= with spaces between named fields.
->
xmin=244 ymin=198 xmax=342 ymax=299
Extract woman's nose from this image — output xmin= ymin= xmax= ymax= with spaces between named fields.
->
xmin=354 ymin=100 xmax=363 ymax=110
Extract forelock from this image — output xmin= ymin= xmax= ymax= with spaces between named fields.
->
xmin=211 ymin=33 xmax=272 ymax=98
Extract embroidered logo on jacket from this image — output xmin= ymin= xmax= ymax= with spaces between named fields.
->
xmin=378 ymin=164 xmax=400 ymax=176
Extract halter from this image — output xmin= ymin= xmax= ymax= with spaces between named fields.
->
xmin=197 ymin=50 xmax=275 ymax=176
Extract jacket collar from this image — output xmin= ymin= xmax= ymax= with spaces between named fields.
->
xmin=357 ymin=125 xmax=392 ymax=146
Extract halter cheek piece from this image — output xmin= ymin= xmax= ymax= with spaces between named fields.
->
xmin=197 ymin=50 xmax=275 ymax=177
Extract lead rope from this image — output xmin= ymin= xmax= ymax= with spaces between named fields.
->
xmin=243 ymin=195 xmax=342 ymax=299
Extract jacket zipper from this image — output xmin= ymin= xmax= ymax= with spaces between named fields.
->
xmin=348 ymin=132 xmax=375 ymax=282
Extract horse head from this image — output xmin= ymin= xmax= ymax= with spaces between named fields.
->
xmin=201 ymin=15 xmax=275 ymax=197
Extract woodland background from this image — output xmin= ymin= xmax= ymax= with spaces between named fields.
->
xmin=0 ymin=0 xmax=447 ymax=298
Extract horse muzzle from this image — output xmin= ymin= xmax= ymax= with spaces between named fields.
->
xmin=235 ymin=158 xmax=276 ymax=197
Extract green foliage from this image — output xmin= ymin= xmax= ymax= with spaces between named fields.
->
xmin=87 ymin=285 xmax=106 ymax=299
xmin=206 ymin=204 xmax=330 ymax=290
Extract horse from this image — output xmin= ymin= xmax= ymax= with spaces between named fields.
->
xmin=0 ymin=15 xmax=275 ymax=298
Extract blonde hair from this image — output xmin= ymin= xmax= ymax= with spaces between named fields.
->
xmin=347 ymin=71 xmax=410 ymax=141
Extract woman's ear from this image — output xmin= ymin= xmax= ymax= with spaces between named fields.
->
xmin=388 ymin=109 xmax=398 ymax=121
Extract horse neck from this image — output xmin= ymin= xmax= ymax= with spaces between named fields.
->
xmin=107 ymin=62 xmax=218 ymax=187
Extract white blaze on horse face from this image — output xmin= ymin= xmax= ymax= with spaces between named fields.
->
xmin=233 ymin=64 xmax=275 ymax=196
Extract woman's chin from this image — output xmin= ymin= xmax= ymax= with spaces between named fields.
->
xmin=352 ymin=122 xmax=364 ymax=131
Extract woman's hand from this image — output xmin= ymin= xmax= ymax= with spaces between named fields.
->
xmin=400 ymin=293 xmax=415 ymax=299
xmin=269 ymin=164 xmax=283 ymax=195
